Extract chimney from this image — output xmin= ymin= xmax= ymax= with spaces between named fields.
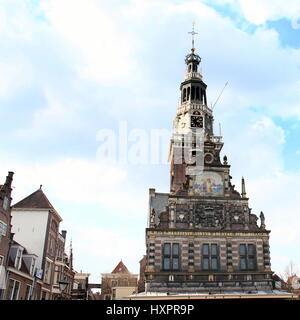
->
xmin=5 ymin=171 xmax=14 ymax=188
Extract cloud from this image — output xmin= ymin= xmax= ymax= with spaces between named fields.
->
xmin=0 ymin=157 xmax=147 ymax=217
xmin=207 ymin=0 xmax=300 ymax=27
xmin=40 ymin=0 xmax=140 ymax=86
xmin=14 ymin=89 xmax=85 ymax=138
xmin=66 ymin=224 xmax=144 ymax=278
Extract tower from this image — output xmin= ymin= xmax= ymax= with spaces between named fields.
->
xmin=144 ymin=34 xmax=273 ymax=294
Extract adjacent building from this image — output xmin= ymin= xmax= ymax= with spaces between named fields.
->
xmin=100 ymin=261 xmax=138 ymax=300
xmin=5 ymin=240 xmax=39 ymax=300
xmin=10 ymin=186 xmax=74 ymax=299
xmin=143 ymin=44 xmax=274 ymax=294
xmin=72 ymin=272 xmax=90 ymax=300
xmin=0 ymin=172 xmax=14 ymax=299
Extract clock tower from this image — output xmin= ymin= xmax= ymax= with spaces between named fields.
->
xmin=144 ymin=39 xmax=273 ymax=294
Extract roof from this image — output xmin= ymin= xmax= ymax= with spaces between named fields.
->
xmin=287 ymin=274 xmax=300 ymax=284
xmin=13 ymin=188 xmax=55 ymax=210
xmin=112 ymin=260 xmax=130 ymax=274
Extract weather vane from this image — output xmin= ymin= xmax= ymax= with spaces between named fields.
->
xmin=188 ymin=21 xmax=198 ymax=51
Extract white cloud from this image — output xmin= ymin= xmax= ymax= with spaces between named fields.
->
xmin=213 ymin=0 xmax=300 ymax=27
xmin=14 ymin=89 xmax=85 ymax=138
xmin=67 ymin=224 xmax=144 ymax=277
xmin=40 ymin=0 xmax=140 ymax=86
xmin=0 ymin=157 xmax=147 ymax=217
xmin=0 ymin=56 xmax=33 ymax=98
xmin=218 ymin=111 xmax=300 ymax=272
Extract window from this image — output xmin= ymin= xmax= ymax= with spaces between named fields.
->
xmin=6 ymin=279 xmax=20 ymax=300
xmin=3 ymin=196 xmax=10 ymax=210
xmin=182 ymin=88 xmax=187 ymax=102
xmin=44 ymin=261 xmax=52 ymax=283
xmin=239 ymin=244 xmax=257 ymax=271
xmin=202 ymin=243 xmax=219 ymax=271
xmin=25 ymin=285 xmax=32 ymax=300
xmin=30 ymin=259 xmax=36 ymax=276
xmin=41 ymin=291 xmax=47 ymax=300
xmin=0 ymin=255 xmax=4 ymax=266
xmin=48 ymin=237 xmax=55 ymax=256
xmin=162 ymin=243 xmax=180 ymax=270
xmin=0 ymin=220 xmax=7 ymax=237
xmin=196 ymin=87 xmax=200 ymax=100
xmin=191 ymin=86 xmax=195 ymax=100
xmin=15 ymin=249 xmax=23 ymax=270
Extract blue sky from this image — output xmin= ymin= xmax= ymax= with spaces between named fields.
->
xmin=1 ymin=0 xmax=300 ymax=282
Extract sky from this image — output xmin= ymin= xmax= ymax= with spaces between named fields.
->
xmin=1 ymin=0 xmax=300 ymax=282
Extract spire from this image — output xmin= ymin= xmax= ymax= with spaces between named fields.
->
xmin=69 ymin=239 xmax=73 ymax=271
xmin=188 ymin=21 xmax=198 ymax=52
xmin=184 ymin=22 xmax=202 ymax=82
xmin=185 ymin=22 xmax=201 ymax=66
xmin=241 ymin=176 xmax=246 ymax=198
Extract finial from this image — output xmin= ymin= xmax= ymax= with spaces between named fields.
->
xmin=39 ymin=184 xmax=42 ymax=190
xmin=241 ymin=176 xmax=246 ymax=198
xmin=188 ymin=21 xmax=198 ymax=52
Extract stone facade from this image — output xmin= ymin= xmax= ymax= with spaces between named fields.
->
xmin=144 ymin=47 xmax=273 ymax=294
xmin=101 ymin=261 xmax=138 ymax=300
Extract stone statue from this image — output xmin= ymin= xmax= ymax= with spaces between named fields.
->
xmin=260 ymin=211 xmax=266 ymax=229
xmin=150 ymin=209 xmax=156 ymax=226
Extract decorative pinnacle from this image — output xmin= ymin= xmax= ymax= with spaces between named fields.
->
xmin=241 ymin=176 xmax=246 ymax=198
xmin=188 ymin=21 xmax=198 ymax=52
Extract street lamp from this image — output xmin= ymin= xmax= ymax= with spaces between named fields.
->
xmin=58 ymin=279 xmax=69 ymax=300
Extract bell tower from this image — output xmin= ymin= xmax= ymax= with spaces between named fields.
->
xmin=170 ymin=40 xmax=226 ymax=197
xmin=144 ymin=26 xmax=273 ymax=295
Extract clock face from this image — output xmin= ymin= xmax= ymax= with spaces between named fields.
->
xmin=204 ymin=153 xmax=214 ymax=164
xmin=191 ymin=116 xmax=203 ymax=128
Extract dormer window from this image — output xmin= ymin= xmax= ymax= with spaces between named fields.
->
xmin=30 ymin=258 xmax=36 ymax=276
xmin=15 ymin=249 xmax=23 ymax=270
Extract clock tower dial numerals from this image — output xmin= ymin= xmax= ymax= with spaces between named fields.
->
xmin=190 ymin=115 xmax=203 ymax=128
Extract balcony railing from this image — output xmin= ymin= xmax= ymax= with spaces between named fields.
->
xmin=184 ymin=72 xmax=202 ymax=80
xmin=176 ymin=102 xmax=212 ymax=116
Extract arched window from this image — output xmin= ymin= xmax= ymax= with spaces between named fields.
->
xmin=196 ymin=87 xmax=200 ymax=100
xmin=191 ymin=86 xmax=195 ymax=100
xmin=182 ymin=88 xmax=187 ymax=102
xmin=188 ymin=65 xmax=192 ymax=72
xmin=187 ymin=87 xmax=190 ymax=100
xmin=192 ymin=64 xmax=197 ymax=72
